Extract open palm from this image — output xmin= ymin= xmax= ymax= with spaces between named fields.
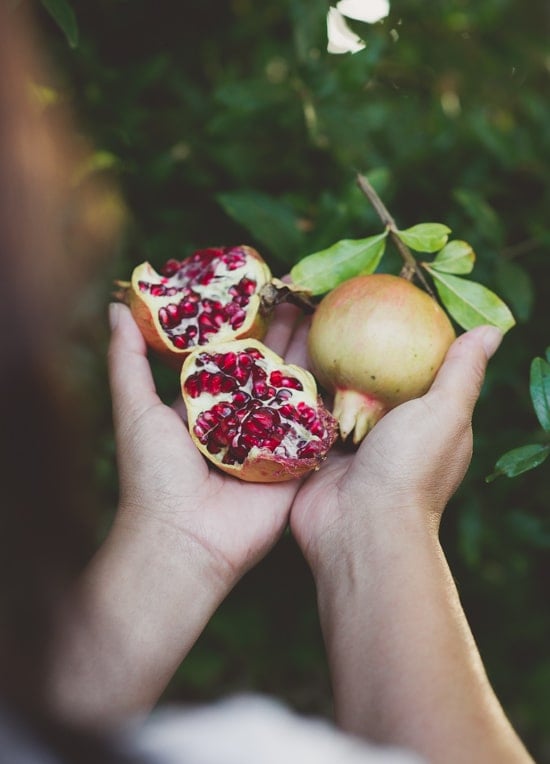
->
xmin=109 ymin=301 xmax=308 ymax=585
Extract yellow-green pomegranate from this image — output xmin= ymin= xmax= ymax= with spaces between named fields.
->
xmin=307 ymin=274 xmax=456 ymax=443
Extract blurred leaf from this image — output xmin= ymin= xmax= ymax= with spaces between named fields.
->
xmin=217 ymin=191 xmax=304 ymax=265
xmin=486 ymin=444 xmax=550 ymax=482
xmin=495 ymin=260 xmax=535 ymax=324
xmin=530 ymin=357 xmax=550 ymax=432
xmin=289 ymin=232 xmax=387 ymax=295
xmin=430 ymin=240 xmax=475 ymax=275
xmin=40 ymin=0 xmax=78 ymax=48
xmin=453 ymin=188 xmax=504 ymax=246
xmin=424 ymin=268 xmax=516 ymax=333
xmin=396 ymin=223 xmax=450 ymax=253
xmin=507 ymin=512 xmax=550 ymax=549
xmin=546 ymin=348 xmax=550 ymax=364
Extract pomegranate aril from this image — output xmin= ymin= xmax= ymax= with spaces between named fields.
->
xmin=211 ymin=402 xmax=234 ymax=418
xmin=253 ymin=381 xmax=269 ymax=399
xmin=238 ymin=277 xmax=256 ymax=295
xmin=150 ymin=284 xmax=166 ymax=297
xmin=179 ymin=300 xmax=198 ymax=318
xmin=184 ymin=373 xmax=201 ymax=398
xmin=218 ymin=352 xmax=237 ymax=372
xmin=275 ymin=389 xmax=292 ymax=402
xmin=159 ymin=306 xmax=180 ymax=329
xmin=297 ymin=402 xmax=316 ymax=425
xmin=269 ymin=370 xmax=303 ymax=390
xmin=279 ymin=404 xmax=297 ymax=420
xmin=162 ymin=259 xmax=181 ymax=277
xmin=172 ymin=335 xmax=189 ymax=350
xmin=298 ymin=441 xmax=323 ymax=458
xmin=232 ymin=391 xmax=250 ymax=408
xmin=230 ymin=309 xmax=246 ymax=329
xmin=310 ymin=420 xmax=326 ymax=438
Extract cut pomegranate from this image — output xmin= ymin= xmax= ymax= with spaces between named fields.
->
xmin=181 ymin=339 xmax=338 ymax=482
xmin=122 ymin=246 xmax=272 ymax=368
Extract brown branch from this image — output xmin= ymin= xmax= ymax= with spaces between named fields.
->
xmin=356 ymin=173 xmax=436 ymax=298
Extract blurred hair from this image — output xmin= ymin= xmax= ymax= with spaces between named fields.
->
xmin=0 ymin=3 xmax=129 ymax=759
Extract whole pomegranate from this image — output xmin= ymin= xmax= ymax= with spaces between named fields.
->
xmin=181 ymin=339 xmax=338 ymax=482
xmin=307 ymin=273 xmax=455 ymax=443
xmin=120 ymin=246 xmax=272 ymax=368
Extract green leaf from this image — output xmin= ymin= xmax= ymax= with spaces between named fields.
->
xmin=430 ymin=240 xmax=475 ymax=275
xmin=396 ymin=223 xmax=451 ymax=253
xmin=217 ymin=191 xmax=303 ymax=265
xmin=486 ymin=444 xmax=550 ymax=482
xmin=494 ymin=260 xmax=535 ymax=324
xmin=530 ymin=357 xmax=550 ymax=432
xmin=546 ymin=348 xmax=550 ymax=365
xmin=41 ymin=0 xmax=78 ymax=48
xmin=424 ymin=268 xmax=516 ymax=333
xmin=289 ymin=232 xmax=387 ymax=295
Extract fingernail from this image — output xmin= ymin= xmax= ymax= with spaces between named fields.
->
xmin=109 ymin=303 xmax=121 ymax=330
xmin=480 ymin=325 xmax=503 ymax=359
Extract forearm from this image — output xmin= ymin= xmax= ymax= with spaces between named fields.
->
xmin=314 ymin=507 xmax=533 ymax=764
xmin=46 ymin=511 xmax=233 ymax=728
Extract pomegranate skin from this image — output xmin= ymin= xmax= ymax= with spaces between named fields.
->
xmin=307 ymin=274 xmax=456 ymax=443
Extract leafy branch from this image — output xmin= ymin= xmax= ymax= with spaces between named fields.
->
xmin=289 ymin=172 xmax=515 ymax=335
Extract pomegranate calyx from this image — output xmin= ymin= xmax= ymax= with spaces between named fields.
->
xmin=259 ymin=278 xmax=316 ymax=317
xmin=333 ymin=389 xmax=388 ymax=444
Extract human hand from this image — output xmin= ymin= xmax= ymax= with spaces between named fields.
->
xmin=108 ymin=301 xmax=306 ymax=591
xmin=290 ymin=325 xmax=503 ymax=573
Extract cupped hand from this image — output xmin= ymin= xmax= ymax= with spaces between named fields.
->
xmin=108 ymin=301 xmax=307 ymax=589
xmin=290 ymin=326 xmax=503 ymax=572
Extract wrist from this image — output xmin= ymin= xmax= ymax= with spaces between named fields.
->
xmin=308 ymin=498 xmax=441 ymax=593
xmin=114 ymin=502 xmax=238 ymax=596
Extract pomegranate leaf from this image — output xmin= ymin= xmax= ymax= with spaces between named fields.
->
xmin=495 ymin=259 xmax=535 ymax=324
xmin=396 ymin=223 xmax=450 ymax=253
xmin=430 ymin=240 xmax=476 ymax=275
xmin=217 ymin=191 xmax=304 ymax=265
xmin=290 ymin=231 xmax=387 ymax=295
xmin=486 ymin=444 xmax=550 ymax=482
xmin=530 ymin=357 xmax=550 ymax=432
xmin=40 ymin=0 xmax=78 ymax=48
xmin=424 ymin=267 xmax=516 ymax=333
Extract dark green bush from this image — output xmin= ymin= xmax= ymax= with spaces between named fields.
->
xmin=36 ymin=1 xmax=550 ymax=759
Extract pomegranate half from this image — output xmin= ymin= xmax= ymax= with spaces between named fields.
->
xmin=123 ymin=246 xmax=272 ymax=368
xmin=307 ymin=273 xmax=456 ymax=443
xmin=181 ymin=339 xmax=338 ymax=482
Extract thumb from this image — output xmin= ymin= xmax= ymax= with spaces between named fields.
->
xmin=426 ymin=325 xmax=502 ymax=419
xmin=108 ymin=302 xmax=161 ymax=421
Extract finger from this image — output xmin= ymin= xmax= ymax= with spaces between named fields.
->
xmin=426 ymin=325 xmax=502 ymax=419
xmin=284 ymin=315 xmax=311 ymax=369
xmin=108 ymin=303 xmax=161 ymax=419
xmin=263 ymin=301 xmax=303 ymax=358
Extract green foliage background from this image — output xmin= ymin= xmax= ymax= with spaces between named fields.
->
xmin=36 ymin=0 xmax=549 ymax=759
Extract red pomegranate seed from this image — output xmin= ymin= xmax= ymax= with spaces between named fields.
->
xmin=180 ymin=300 xmax=198 ymax=318
xmin=161 ymin=259 xmax=181 ymax=277
xmin=252 ymin=381 xmax=269 ymax=399
xmin=298 ymin=441 xmax=323 ymax=458
xmin=184 ymin=373 xmax=201 ymax=398
xmin=229 ymin=309 xmax=246 ymax=329
xmin=238 ymin=277 xmax=256 ymax=295
xmin=218 ymin=352 xmax=236 ymax=372
xmin=310 ymin=420 xmax=326 ymax=438
xmin=138 ymin=280 xmax=149 ymax=292
xmin=172 ymin=335 xmax=189 ymax=349
xmin=232 ymin=391 xmax=250 ymax=408
xmin=278 ymin=404 xmax=297 ymax=420
xmin=150 ymin=284 xmax=166 ymax=297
